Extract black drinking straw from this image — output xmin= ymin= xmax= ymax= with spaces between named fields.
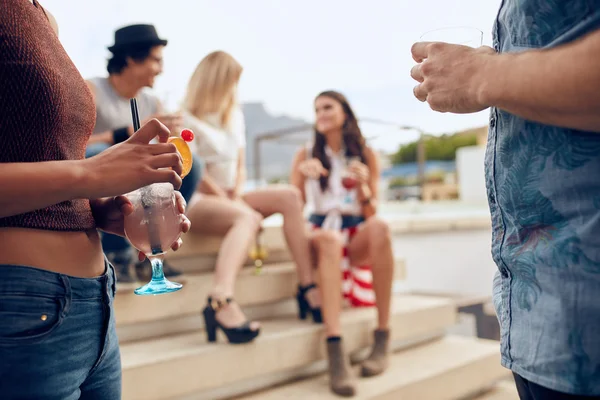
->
xmin=130 ymin=98 xmax=141 ymax=132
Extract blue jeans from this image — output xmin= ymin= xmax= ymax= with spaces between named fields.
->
xmin=0 ymin=263 xmax=120 ymax=399
xmin=86 ymin=142 xmax=203 ymax=254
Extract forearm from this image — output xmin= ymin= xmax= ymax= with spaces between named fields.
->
xmin=481 ymin=30 xmax=600 ymax=131
xmin=357 ymin=184 xmax=377 ymax=217
xmin=234 ymin=168 xmax=246 ymax=197
xmin=0 ymin=161 xmax=86 ymax=218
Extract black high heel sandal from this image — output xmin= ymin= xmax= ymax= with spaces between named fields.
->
xmin=202 ymin=297 xmax=260 ymax=344
xmin=296 ymin=283 xmax=323 ymax=323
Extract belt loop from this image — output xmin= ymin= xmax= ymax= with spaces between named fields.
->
xmin=104 ymin=273 xmax=111 ymax=304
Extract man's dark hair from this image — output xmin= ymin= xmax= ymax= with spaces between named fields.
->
xmin=107 ymin=44 xmax=154 ymax=75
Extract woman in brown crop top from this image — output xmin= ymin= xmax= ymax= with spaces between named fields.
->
xmin=0 ymin=2 xmax=190 ymax=398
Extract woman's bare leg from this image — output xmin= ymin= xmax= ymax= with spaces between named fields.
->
xmin=347 ymin=216 xmax=394 ymax=329
xmin=310 ymin=229 xmax=344 ymax=337
xmin=187 ymin=194 xmax=262 ymax=329
xmin=347 ymin=216 xmax=394 ymax=377
xmin=243 ymin=185 xmax=319 ymax=306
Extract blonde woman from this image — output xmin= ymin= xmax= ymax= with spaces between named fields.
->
xmin=183 ymin=51 xmax=319 ymax=344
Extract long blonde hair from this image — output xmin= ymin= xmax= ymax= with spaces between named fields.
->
xmin=184 ymin=51 xmax=243 ymax=129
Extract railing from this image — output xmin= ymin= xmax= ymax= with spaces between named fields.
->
xmin=252 ymin=118 xmax=427 ymax=185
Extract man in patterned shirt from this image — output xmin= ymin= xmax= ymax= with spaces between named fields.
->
xmin=410 ymin=2 xmax=600 ymax=399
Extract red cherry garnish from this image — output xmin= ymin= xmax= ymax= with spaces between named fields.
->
xmin=181 ymin=129 xmax=194 ymax=142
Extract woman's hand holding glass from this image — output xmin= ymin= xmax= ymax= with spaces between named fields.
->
xmin=347 ymin=159 xmax=369 ymax=185
xmin=299 ymin=158 xmax=328 ymax=180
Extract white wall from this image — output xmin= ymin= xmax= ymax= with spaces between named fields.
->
xmin=456 ymin=146 xmax=487 ymax=203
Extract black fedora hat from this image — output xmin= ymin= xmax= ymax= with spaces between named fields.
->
xmin=108 ymin=24 xmax=168 ymax=53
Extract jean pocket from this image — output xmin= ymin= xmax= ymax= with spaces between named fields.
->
xmin=0 ymin=293 xmax=66 ymax=345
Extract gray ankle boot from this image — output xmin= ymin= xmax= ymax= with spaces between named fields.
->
xmin=360 ymin=329 xmax=390 ymax=377
xmin=326 ymin=338 xmax=356 ymax=397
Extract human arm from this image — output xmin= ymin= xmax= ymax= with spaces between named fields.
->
xmin=85 ymin=83 xmax=183 ymax=146
xmin=90 ymin=191 xmax=191 ymax=259
xmin=410 ymin=29 xmax=600 ymax=132
xmin=0 ymin=160 xmax=89 ymax=219
xmin=198 ymin=173 xmax=228 ymax=198
xmin=290 ymin=149 xmax=308 ymax=204
xmin=350 ymin=147 xmax=379 ymax=218
xmin=231 ymin=148 xmax=246 ymax=200
xmin=0 ymin=119 xmax=182 ymax=219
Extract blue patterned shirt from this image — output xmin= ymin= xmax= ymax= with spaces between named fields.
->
xmin=488 ymin=0 xmax=600 ymax=395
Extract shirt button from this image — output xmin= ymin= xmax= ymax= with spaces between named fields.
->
xmin=490 ymin=117 xmax=496 ymax=128
xmin=489 ymin=192 xmax=496 ymax=204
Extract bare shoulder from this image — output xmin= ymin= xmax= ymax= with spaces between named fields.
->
xmin=364 ymin=146 xmax=379 ymax=166
xmin=292 ymin=148 xmax=307 ymax=166
xmin=44 ymin=8 xmax=59 ymax=37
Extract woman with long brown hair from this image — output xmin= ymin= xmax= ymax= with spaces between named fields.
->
xmin=290 ymin=91 xmax=395 ymax=397
xmin=183 ymin=51 xmax=318 ymax=344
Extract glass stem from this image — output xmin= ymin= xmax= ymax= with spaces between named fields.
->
xmin=149 ymin=255 xmax=165 ymax=281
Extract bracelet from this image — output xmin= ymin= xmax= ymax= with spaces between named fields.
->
xmin=361 ymin=197 xmax=372 ymax=206
xmin=112 ymin=127 xmax=129 ymax=144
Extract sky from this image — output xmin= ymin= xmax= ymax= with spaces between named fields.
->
xmin=42 ymin=0 xmax=501 ymax=148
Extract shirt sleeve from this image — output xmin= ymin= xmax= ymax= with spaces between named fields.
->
xmin=139 ymin=89 xmax=161 ymax=120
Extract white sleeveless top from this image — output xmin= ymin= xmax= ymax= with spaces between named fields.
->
xmin=183 ymin=108 xmax=246 ymax=190
xmin=305 ymin=145 xmax=362 ymax=217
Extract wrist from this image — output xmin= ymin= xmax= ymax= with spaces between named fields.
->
xmin=476 ymin=52 xmax=513 ymax=109
xmin=357 ymin=183 xmax=371 ymax=199
xmin=71 ymin=159 xmax=98 ymax=199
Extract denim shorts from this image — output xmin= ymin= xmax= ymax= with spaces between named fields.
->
xmin=0 ymin=262 xmax=121 ymax=399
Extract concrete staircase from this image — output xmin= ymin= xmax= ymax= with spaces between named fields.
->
xmin=236 ymin=336 xmax=506 ymax=400
xmin=116 ymin=217 xmax=509 ymax=400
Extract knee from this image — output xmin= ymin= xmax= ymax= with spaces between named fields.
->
xmin=311 ymin=229 xmax=343 ymax=250
xmin=278 ymin=186 xmax=303 ymax=212
xmin=239 ymin=208 xmax=263 ymax=231
xmin=366 ymin=217 xmax=391 ymax=245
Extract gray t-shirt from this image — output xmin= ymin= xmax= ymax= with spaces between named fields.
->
xmin=89 ymin=77 xmax=159 ymax=134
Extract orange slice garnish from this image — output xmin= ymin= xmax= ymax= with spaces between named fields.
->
xmin=168 ymin=134 xmax=193 ymax=178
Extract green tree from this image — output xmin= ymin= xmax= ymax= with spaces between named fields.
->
xmin=390 ymin=128 xmax=481 ymax=165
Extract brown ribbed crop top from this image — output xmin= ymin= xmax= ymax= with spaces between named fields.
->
xmin=0 ymin=0 xmax=96 ymax=231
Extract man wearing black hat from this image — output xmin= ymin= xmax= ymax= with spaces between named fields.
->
xmin=86 ymin=24 xmax=202 ymax=285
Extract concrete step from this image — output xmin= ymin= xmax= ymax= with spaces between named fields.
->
xmin=472 ymin=381 xmax=518 ymax=400
xmin=237 ymin=336 xmax=508 ymax=400
xmin=165 ymin=210 xmax=491 ymax=273
xmin=166 ymin=221 xmax=287 ymax=262
xmin=166 ymin=247 xmax=292 ymax=275
xmin=121 ymin=295 xmax=456 ymax=400
xmin=115 ymin=259 xmax=406 ymax=328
